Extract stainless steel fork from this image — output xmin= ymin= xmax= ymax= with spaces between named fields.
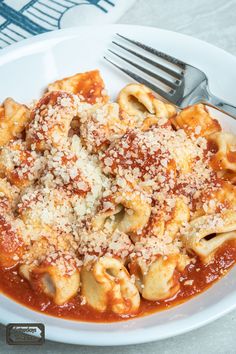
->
xmin=104 ymin=34 xmax=236 ymax=119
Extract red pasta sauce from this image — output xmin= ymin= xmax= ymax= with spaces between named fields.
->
xmin=0 ymin=240 xmax=236 ymax=322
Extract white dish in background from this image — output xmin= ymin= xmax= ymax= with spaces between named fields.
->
xmin=0 ymin=24 xmax=236 ymax=346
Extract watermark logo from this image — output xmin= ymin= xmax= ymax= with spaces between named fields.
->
xmin=6 ymin=323 xmax=45 ymax=345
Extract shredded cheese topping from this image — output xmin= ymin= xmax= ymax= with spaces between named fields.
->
xmin=0 ymin=76 xmax=236 ymax=311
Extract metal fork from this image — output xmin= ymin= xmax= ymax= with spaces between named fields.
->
xmin=104 ymin=34 xmax=236 ymax=119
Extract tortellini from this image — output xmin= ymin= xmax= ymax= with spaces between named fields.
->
xmin=172 ymin=104 xmax=221 ymax=137
xmin=26 ymin=91 xmax=78 ymax=151
xmin=20 ymin=264 xmax=80 ymax=305
xmin=1 ymin=72 xmax=236 ymax=320
xmin=130 ymin=254 xmax=189 ymax=301
xmin=151 ymin=197 xmax=190 ymax=240
xmin=48 ymin=69 xmax=109 ymax=104
xmin=208 ymin=132 xmax=236 ymax=173
xmin=116 ymin=191 xmax=151 ymax=234
xmin=79 ymin=102 xmax=127 ymax=152
xmin=118 ymin=83 xmax=176 ymax=126
xmin=0 ymin=140 xmax=43 ymax=189
xmin=181 ymin=210 xmax=236 ymax=263
xmin=81 ymin=257 xmax=140 ymax=314
xmin=0 ymin=98 xmax=30 ymax=146
xmin=0 ymin=178 xmax=23 ymax=267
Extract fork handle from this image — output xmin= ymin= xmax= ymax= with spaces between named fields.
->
xmin=204 ymin=92 xmax=236 ymax=119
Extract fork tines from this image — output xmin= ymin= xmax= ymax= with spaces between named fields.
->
xmin=104 ymin=33 xmax=184 ymax=101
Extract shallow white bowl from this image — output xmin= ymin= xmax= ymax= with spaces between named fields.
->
xmin=0 ymin=24 xmax=236 ymax=346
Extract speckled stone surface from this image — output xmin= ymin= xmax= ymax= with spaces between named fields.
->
xmin=1 ymin=1 xmax=236 ymax=353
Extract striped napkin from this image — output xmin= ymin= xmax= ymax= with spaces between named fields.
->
xmin=0 ymin=0 xmax=135 ymax=49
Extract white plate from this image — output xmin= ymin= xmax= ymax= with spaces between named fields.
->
xmin=0 ymin=24 xmax=236 ymax=346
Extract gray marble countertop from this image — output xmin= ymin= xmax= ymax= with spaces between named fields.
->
xmin=1 ymin=0 xmax=236 ymax=353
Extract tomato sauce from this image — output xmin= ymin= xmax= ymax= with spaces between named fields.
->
xmin=0 ymin=241 xmax=236 ymax=323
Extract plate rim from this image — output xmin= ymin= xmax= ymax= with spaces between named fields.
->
xmin=1 ymin=23 xmax=236 ymax=62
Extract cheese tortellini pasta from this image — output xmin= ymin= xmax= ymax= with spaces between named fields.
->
xmin=0 ymin=70 xmax=236 ymax=320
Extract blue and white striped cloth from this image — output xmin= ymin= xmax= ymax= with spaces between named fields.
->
xmin=0 ymin=0 xmax=135 ymax=49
